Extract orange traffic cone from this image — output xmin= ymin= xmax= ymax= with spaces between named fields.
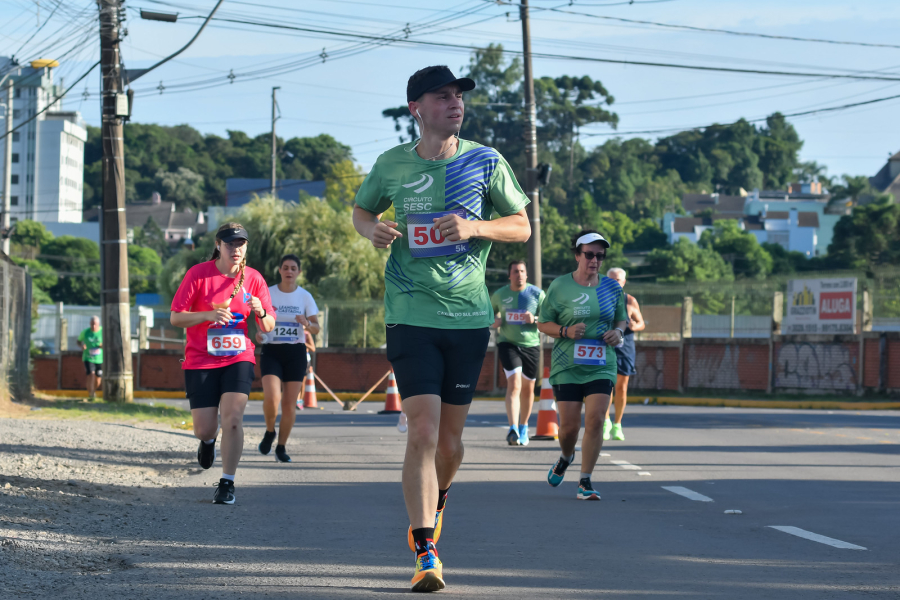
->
xmin=532 ymin=367 xmax=558 ymax=440
xmin=302 ymin=370 xmax=320 ymax=409
xmin=378 ymin=369 xmax=402 ymax=414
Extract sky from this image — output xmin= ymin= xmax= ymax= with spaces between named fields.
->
xmin=2 ymin=0 xmax=899 ymax=181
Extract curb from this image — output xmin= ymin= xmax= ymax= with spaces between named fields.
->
xmin=34 ymin=390 xmax=900 ymax=410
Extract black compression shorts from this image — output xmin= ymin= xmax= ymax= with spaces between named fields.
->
xmin=184 ymin=361 xmax=255 ymax=409
xmin=83 ymin=361 xmax=102 ymax=376
xmin=497 ymin=342 xmax=540 ymax=380
xmin=260 ymin=344 xmax=308 ymax=383
xmin=385 ymin=324 xmax=490 ymax=405
xmin=553 ymin=378 xmax=615 ymax=402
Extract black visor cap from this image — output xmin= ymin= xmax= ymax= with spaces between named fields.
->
xmin=216 ymin=227 xmax=249 ymax=244
xmin=407 ymin=66 xmax=475 ymax=102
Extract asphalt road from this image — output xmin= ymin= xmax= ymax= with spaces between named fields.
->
xmin=111 ymin=398 xmax=900 ymax=599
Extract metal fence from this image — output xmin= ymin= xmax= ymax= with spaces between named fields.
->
xmin=0 ymin=257 xmax=32 ymax=402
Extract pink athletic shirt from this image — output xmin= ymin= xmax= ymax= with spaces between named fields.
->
xmin=171 ymin=260 xmax=275 ymax=370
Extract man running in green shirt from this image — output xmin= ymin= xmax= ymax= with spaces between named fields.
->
xmin=77 ymin=316 xmax=103 ymax=399
xmin=537 ymin=231 xmax=627 ymax=501
xmin=352 ymin=65 xmax=531 ymax=592
xmin=491 ymin=260 xmax=545 ymax=446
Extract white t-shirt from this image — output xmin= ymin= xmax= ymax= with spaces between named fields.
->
xmin=262 ymin=285 xmax=319 ymax=345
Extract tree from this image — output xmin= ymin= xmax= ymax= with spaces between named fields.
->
xmin=755 ymin=113 xmax=803 ymax=189
xmin=698 ymin=219 xmax=773 ymax=279
xmin=155 ymin=166 xmax=205 ymax=210
xmin=283 ymin=134 xmax=354 ymax=181
xmin=128 ymin=245 xmax=162 ymax=295
xmin=10 ymin=220 xmax=53 ymax=259
xmin=42 ymin=236 xmax=100 ymax=305
xmin=646 ymin=237 xmax=733 ymax=283
xmin=11 ymin=257 xmax=56 ymax=304
xmin=762 ymin=242 xmax=809 ymax=275
xmin=132 ymin=216 xmax=169 ymax=257
xmin=324 ymin=159 xmax=367 ymax=209
xmin=827 ymin=199 xmax=900 ymax=269
xmin=626 ymin=219 xmax=668 ymax=252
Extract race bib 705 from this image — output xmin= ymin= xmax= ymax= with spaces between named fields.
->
xmin=407 ymin=210 xmax=471 ymax=258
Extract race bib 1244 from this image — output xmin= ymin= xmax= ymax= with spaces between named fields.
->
xmin=207 ymin=328 xmax=246 ymax=357
xmin=573 ymin=339 xmax=606 ymax=366
xmin=272 ymin=321 xmax=301 ymax=343
xmin=407 ymin=210 xmax=471 ymax=258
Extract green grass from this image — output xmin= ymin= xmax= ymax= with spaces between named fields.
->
xmin=30 ymin=398 xmax=193 ymax=428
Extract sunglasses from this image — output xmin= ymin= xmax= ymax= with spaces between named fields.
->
xmin=580 ymin=251 xmax=606 ymax=261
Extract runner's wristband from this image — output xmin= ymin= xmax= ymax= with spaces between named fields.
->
xmin=614 ymin=327 xmax=624 ymax=338
xmin=257 ymin=308 xmax=267 ymax=319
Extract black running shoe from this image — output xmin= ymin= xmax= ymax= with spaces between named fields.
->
xmin=274 ymin=445 xmax=292 ymax=463
xmin=213 ymin=479 xmax=235 ymax=505
xmin=197 ymin=439 xmax=216 ymax=470
xmin=506 ymin=429 xmax=519 ymax=446
xmin=547 ymin=455 xmax=571 ymax=487
xmin=258 ymin=430 xmax=276 ymax=455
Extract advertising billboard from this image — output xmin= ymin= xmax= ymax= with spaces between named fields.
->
xmin=783 ymin=278 xmax=857 ymax=334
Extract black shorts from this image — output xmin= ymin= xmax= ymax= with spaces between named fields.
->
xmin=184 ymin=361 xmax=255 ymax=410
xmin=553 ymin=379 xmax=615 ymax=402
xmin=84 ymin=361 xmax=102 ymax=376
xmin=260 ymin=344 xmax=308 ymax=382
xmin=385 ymin=324 xmax=490 ymax=405
xmin=497 ymin=342 xmax=540 ymax=380
xmin=616 ymin=333 xmax=636 ymax=376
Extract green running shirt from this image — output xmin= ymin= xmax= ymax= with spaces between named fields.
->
xmin=78 ymin=327 xmax=103 ymax=364
xmin=490 ymin=284 xmax=545 ymax=348
xmin=355 ymin=139 xmax=530 ymax=329
xmin=539 ymin=274 xmax=626 ymax=385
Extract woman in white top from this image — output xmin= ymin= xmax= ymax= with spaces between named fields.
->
xmin=256 ymin=254 xmax=320 ymax=462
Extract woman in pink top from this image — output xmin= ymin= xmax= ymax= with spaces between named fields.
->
xmin=170 ymin=222 xmax=275 ymax=505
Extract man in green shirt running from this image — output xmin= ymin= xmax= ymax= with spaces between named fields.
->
xmin=537 ymin=231 xmax=627 ymax=501
xmin=77 ymin=316 xmax=103 ymax=399
xmin=352 ymin=65 xmax=531 ymax=592
xmin=491 ymin=260 xmax=545 ymax=446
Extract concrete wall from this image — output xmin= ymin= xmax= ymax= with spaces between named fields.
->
xmin=32 ymin=333 xmax=900 ymax=396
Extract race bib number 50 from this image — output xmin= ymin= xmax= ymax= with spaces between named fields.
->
xmin=407 ymin=210 xmax=471 ymax=258
xmin=574 ymin=339 xmax=606 ymax=366
xmin=207 ymin=328 xmax=245 ymax=357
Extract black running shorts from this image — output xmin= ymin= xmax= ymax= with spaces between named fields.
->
xmin=553 ymin=378 xmax=615 ymax=402
xmin=184 ymin=361 xmax=255 ymax=409
xmin=385 ymin=324 xmax=490 ymax=405
xmin=497 ymin=342 xmax=540 ymax=381
xmin=83 ymin=361 xmax=102 ymax=376
xmin=260 ymin=344 xmax=308 ymax=383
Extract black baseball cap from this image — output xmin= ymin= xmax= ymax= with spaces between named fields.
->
xmin=407 ymin=66 xmax=475 ymax=102
xmin=216 ymin=226 xmax=249 ymax=243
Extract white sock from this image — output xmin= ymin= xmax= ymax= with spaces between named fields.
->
xmin=221 ymin=473 xmax=234 ymax=482
xmin=204 ymin=438 xmax=215 ymax=445
xmin=580 ymin=473 xmax=591 ymax=481
xmin=562 ymin=453 xmax=575 ymax=464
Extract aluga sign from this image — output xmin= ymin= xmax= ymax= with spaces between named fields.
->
xmin=783 ymin=278 xmax=857 ymax=334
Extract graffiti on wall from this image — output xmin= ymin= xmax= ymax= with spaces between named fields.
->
xmin=633 ymin=348 xmax=667 ymax=390
xmin=686 ymin=345 xmax=743 ymax=389
xmin=775 ymin=343 xmax=856 ymax=390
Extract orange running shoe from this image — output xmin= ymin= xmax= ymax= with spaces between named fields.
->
xmin=407 ymin=500 xmax=445 ymax=552
xmin=410 ymin=543 xmax=444 ymax=592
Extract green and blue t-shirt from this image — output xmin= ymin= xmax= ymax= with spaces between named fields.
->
xmin=355 ymin=139 xmax=530 ymax=329
xmin=539 ymin=274 xmax=626 ymax=385
xmin=491 ymin=284 xmax=545 ymax=348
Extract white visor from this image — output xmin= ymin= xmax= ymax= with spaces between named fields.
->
xmin=575 ymin=232 xmax=610 ymax=249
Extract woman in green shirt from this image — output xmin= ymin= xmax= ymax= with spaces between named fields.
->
xmin=537 ymin=230 xmax=627 ymax=501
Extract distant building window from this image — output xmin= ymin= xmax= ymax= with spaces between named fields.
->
xmin=12 ymin=109 xmax=20 ymax=119
xmin=10 ymin=175 xmax=18 ymax=184
xmin=11 ymin=153 xmax=18 ymax=163
xmin=10 ymin=196 xmax=18 ymax=206
xmin=12 ymin=132 xmax=19 ymax=142
xmin=14 ymin=88 xmax=20 ymax=98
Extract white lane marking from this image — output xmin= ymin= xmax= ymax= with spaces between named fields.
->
xmin=610 ymin=459 xmax=641 ymax=471
xmin=724 ymin=510 xmax=742 ymax=514
xmin=638 ymin=472 xmax=652 ymax=476
xmin=768 ymin=526 xmax=866 ymax=550
xmin=662 ymin=486 xmax=714 ymax=502
xmin=599 ymin=453 xmax=611 ymax=457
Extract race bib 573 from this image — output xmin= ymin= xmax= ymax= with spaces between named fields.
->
xmin=407 ymin=210 xmax=471 ymax=258
xmin=573 ymin=339 xmax=606 ymax=366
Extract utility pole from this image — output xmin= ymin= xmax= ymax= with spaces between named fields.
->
xmin=99 ymin=0 xmax=133 ymax=402
xmin=520 ymin=0 xmax=543 ymax=377
xmin=271 ymin=86 xmax=280 ymax=198
xmin=1 ymin=81 xmax=11 ymax=256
